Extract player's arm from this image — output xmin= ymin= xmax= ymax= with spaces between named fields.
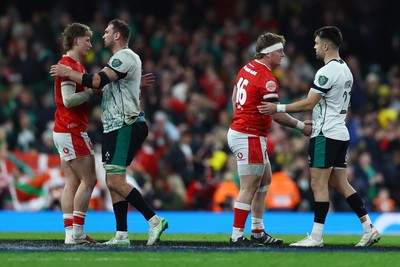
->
xmin=61 ymin=81 xmax=93 ymax=108
xmin=258 ymin=90 xmax=322 ymax=115
xmin=271 ymin=108 xmax=312 ymax=136
xmin=279 ymin=91 xmax=321 ymax=113
xmin=50 ymin=64 xmax=118 ymax=89
xmin=231 ymin=85 xmax=237 ymax=114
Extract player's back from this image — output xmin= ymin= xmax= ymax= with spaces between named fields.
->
xmin=230 ymin=60 xmax=277 ymax=137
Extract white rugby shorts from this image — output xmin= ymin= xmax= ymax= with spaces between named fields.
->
xmin=227 ymin=128 xmax=269 ymax=176
xmin=53 ymin=131 xmax=94 ymax=161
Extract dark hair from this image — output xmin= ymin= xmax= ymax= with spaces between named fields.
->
xmin=314 ymin=26 xmax=342 ymax=48
xmin=108 ymin=19 xmax=130 ymax=41
xmin=62 ymin=23 xmax=92 ymax=51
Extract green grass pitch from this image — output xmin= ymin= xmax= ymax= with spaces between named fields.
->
xmin=1 ymin=233 xmax=399 ymax=267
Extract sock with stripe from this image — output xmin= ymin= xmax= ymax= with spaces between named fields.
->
xmin=73 ymin=211 xmax=87 ymax=238
xmin=63 ymin=213 xmax=73 ymax=241
xmin=231 ymin=202 xmax=251 ymax=241
xmin=251 ymin=217 xmax=265 ymax=238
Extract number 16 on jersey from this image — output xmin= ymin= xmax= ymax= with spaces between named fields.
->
xmin=236 ymin=77 xmax=248 ymax=110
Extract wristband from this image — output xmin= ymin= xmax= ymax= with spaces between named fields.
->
xmin=276 ymin=104 xmax=286 ymax=112
xmin=296 ymin=121 xmax=305 ymax=130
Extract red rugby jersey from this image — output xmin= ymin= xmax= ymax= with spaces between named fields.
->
xmin=53 ymin=55 xmax=89 ymax=133
xmin=230 ymin=60 xmax=279 ymax=137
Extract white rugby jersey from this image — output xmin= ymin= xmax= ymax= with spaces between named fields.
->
xmin=310 ymin=59 xmax=353 ymax=140
xmin=101 ymin=48 xmax=142 ymax=133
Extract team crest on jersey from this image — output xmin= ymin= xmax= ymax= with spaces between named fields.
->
xmin=112 ymin=58 xmax=122 ymax=67
xmin=318 ymin=75 xmax=329 ymax=86
xmin=265 ymin=81 xmax=277 ymax=92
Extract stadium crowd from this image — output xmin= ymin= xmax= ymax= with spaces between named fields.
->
xmin=0 ymin=0 xmax=399 ymax=213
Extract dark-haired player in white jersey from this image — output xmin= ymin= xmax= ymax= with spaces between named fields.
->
xmin=50 ymin=19 xmax=167 ymax=246
xmin=258 ymin=26 xmax=380 ymax=247
xmin=227 ymin=32 xmax=312 ymax=246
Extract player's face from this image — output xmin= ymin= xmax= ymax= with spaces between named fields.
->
xmin=270 ymin=48 xmax=285 ymax=67
xmin=314 ymin=36 xmax=324 ymax=60
xmin=75 ymin=36 xmax=92 ymax=57
xmin=103 ymin=24 xmax=115 ymax=49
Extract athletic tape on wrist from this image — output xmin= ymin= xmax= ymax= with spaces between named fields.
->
xmin=296 ymin=121 xmax=305 ymax=130
xmin=276 ymin=104 xmax=286 ymax=113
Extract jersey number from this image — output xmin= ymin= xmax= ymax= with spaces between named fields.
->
xmin=236 ymin=77 xmax=248 ymax=105
xmin=341 ymin=81 xmax=352 ymax=114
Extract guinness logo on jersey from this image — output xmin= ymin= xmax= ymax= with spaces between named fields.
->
xmin=265 ymin=81 xmax=276 ymax=92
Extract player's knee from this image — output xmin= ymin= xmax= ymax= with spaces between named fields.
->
xmin=86 ymin=176 xmax=97 ymax=189
xmin=105 ymin=178 xmax=116 ymax=191
xmin=104 ymin=165 xmax=126 ymax=191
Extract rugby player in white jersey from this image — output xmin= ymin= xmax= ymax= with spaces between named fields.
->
xmin=258 ymin=26 xmax=380 ymax=247
xmin=50 ymin=19 xmax=167 ymax=246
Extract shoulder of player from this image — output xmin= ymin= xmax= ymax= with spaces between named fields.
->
xmin=115 ymin=48 xmax=139 ymax=58
xmin=112 ymin=49 xmax=140 ymax=64
xmin=59 ymin=57 xmax=84 ymax=71
xmin=318 ymin=61 xmax=341 ymax=76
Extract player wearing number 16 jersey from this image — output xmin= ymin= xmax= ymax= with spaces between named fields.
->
xmin=227 ymin=32 xmax=312 ymax=246
xmin=230 ymin=59 xmax=278 ymax=137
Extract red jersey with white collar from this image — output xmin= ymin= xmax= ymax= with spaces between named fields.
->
xmin=230 ymin=59 xmax=280 ymax=137
xmin=53 ymin=55 xmax=89 ymax=133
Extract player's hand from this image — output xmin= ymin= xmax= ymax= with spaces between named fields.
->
xmin=49 ymin=64 xmax=71 ymax=77
xmin=257 ymin=102 xmax=277 ymax=115
xmin=304 ymin=120 xmax=312 ymax=126
xmin=92 ymin=88 xmax=103 ymax=97
xmin=140 ymin=73 xmax=155 ymax=89
xmin=301 ymin=121 xmax=312 ymax=136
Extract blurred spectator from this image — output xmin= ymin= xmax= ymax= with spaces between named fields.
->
xmin=165 ymin=128 xmax=195 ymax=187
xmin=373 ymin=187 xmax=396 ymax=212
xmin=212 ymin=172 xmax=239 ymax=212
xmin=353 ymin=151 xmax=385 ymax=209
xmin=150 ymin=110 xmax=179 ymax=156
xmin=265 ymin=165 xmax=301 ymax=211
xmin=15 ymin=110 xmax=36 ymax=152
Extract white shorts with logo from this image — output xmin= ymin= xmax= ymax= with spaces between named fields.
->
xmin=53 ymin=131 xmax=94 ymax=161
xmin=227 ymin=128 xmax=269 ymax=176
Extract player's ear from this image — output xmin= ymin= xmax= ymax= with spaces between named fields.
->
xmin=114 ymin=31 xmax=120 ymax=40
